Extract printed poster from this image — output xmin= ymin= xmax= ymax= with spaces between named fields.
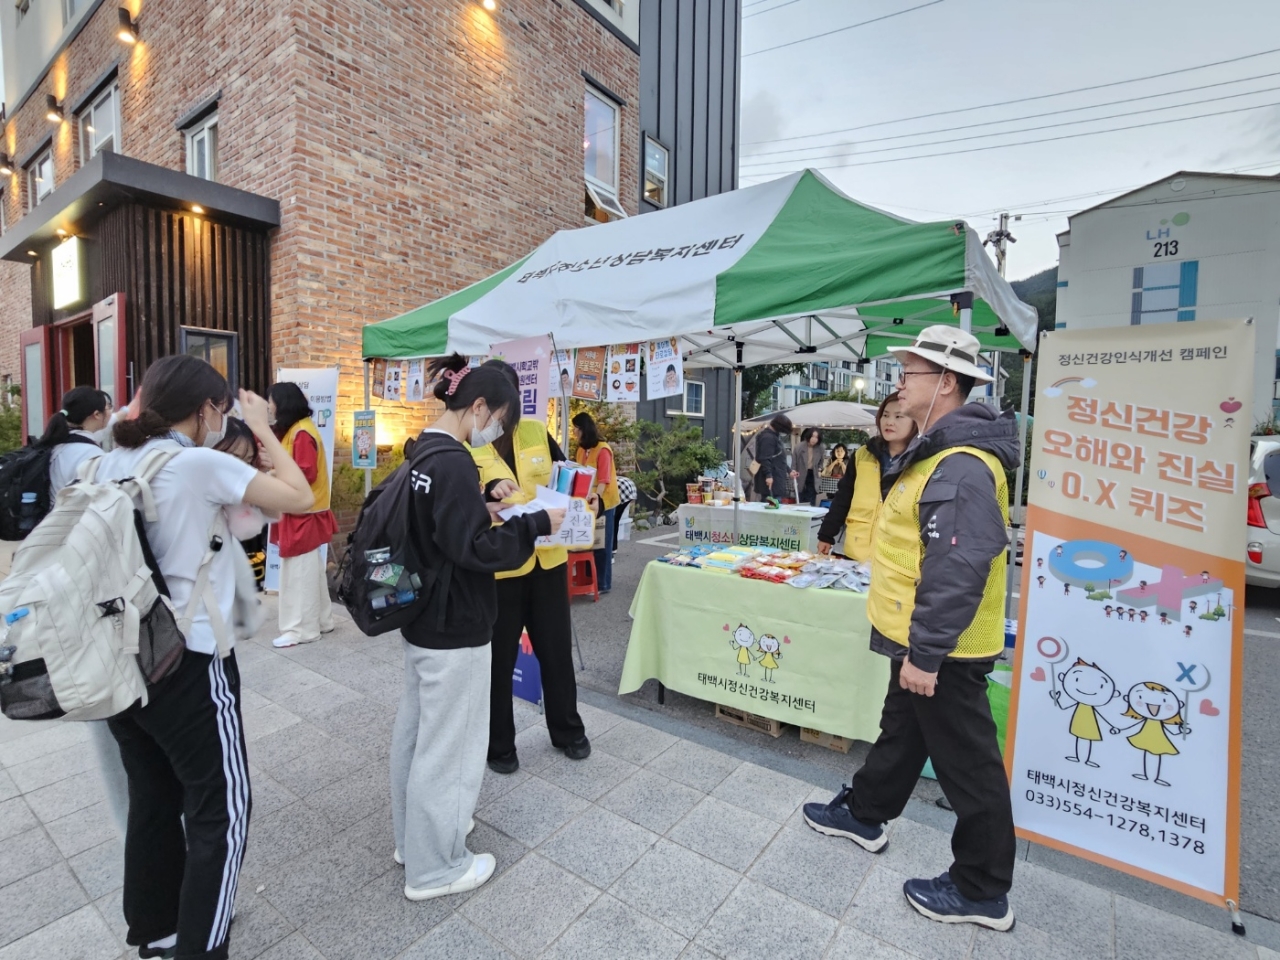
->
xmin=1008 ymin=319 xmax=1253 ymax=906
xmin=573 ymin=346 xmax=605 ymax=401
xmin=646 ymin=337 xmax=683 ymax=400
xmin=552 ymin=350 xmax=575 ymax=400
xmin=382 ymin=362 xmax=403 ymax=402
xmin=406 ymin=360 xmax=425 ymax=402
xmin=491 ymin=335 xmax=550 ymax=424
xmin=606 ymin=343 xmax=642 ymax=402
xmin=352 ymin=410 xmax=376 ymax=468
xmin=371 ymin=360 xmax=386 ymax=401
xmin=536 ymin=496 xmax=595 ymax=550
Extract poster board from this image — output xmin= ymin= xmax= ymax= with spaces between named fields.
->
xmin=606 ymin=343 xmax=642 ymax=401
xmin=536 ymin=496 xmax=595 ymax=551
xmin=573 ymin=346 xmax=605 ymax=400
xmin=1007 ymin=319 xmax=1252 ymax=907
xmin=491 ymin=336 xmax=550 ymax=424
xmin=646 ymin=337 xmax=683 ymax=400
xmin=352 ymin=410 xmax=376 ymax=468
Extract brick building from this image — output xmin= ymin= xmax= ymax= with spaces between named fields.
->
xmin=0 ymin=0 xmax=645 ymax=461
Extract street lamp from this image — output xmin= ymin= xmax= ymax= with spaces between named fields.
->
xmin=853 ymin=377 xmax=865 ymax=403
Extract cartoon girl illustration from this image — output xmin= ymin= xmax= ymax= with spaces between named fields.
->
xmin=731 ymin=624 xmax=755 ymax=676
xmin=1183 ymin=625 xmax=1193 ymax=638
xmin=1051 ymin=659 xmax=1120 ymax=767
xmin=1036 ymin=557 xmax=1044 ymax=568
xmin=1063 ymin=583 xmax=1071 ymax=596
xmin=1119 ymin=682 xmax=1190 ymax=787
xmin=756 ymin=634 xmax=783 ymax=683
xmin=1103 ymin=605 xmax=1114 ymax=619
xmin=1138 ymin=610 xmax=1149 ymax=623
xmin=1037 ymin=576 xmax=1046 ymax=589
xmin=1119 ymin=549 xmax=1128 ymax=561
xmin=1159 ymin=611 xmax=1170 ymax=625
xmin=1127 ymin=608 xmax=1136 ymax=623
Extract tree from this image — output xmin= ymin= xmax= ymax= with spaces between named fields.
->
xmin=632 ymin=415 xmax=725 ymax=515
xmin=565 ymin=398 xmax=640 ymax=472
xmin=741 ymin=363 xmax=807 ymax=417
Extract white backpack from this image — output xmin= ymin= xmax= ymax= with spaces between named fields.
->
xmin=0 ymin=448 xmax=230 ymax=722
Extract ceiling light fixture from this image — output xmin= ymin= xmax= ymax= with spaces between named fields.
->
xmin=45 ymin=95 xmax=64 ymax=125
xmin=26 ymin=251 xmax=37 ymax=257
xmin=191 ymin=204 xmax=204 ymax=214
xmin=55 ymin=228 xmax=66 ymax=237
xmin=117 ymin=7 xmax=139 ymax=44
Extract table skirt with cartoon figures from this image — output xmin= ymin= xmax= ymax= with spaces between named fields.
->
xmin=621 ymin=561 xmax=890 ymax=741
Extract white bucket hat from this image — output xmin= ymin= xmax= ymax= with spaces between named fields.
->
xmin=886 ymin=324 xmax=993 ymax=383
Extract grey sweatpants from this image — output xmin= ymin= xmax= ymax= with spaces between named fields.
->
xmin=390 ymin=640 xmax=491 ymax=890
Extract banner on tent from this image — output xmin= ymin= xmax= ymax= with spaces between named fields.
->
xmin=573 ymin=347 xmax=605 ymax=400
xmin=382 ymin=361 xmax=403 ymax=402
xmin=491 ymin=336 xmax=551 ymax=423
xmin=646 ymin=338 xmax=683 ymax=400
xmin=606 ymin=343 xmax=642 ymax=402
xmin=552 ymin=350 xmax=575 ymax=404
xmin=405 ymin=360 xmax=426 ymax=402
xmin=1007 ymin=319 xmax=1252 ymax=907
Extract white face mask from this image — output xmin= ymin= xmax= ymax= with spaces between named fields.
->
xmin=201 ymin=406 xmax=227 ymax=449
xmin=469 ymin=407 xmax=505 ymax=448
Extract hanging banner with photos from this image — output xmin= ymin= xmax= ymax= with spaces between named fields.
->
xmin=491 ymin=335 xmax=550 ymax=423
xmin=573 ymin=346 xmax=605 ymax=401
xmin=1007 ymin=319 xmax=1253 ymax=907
xmin=606 ymin=343 xmax=642 ymax=402
xmin=371 ymin=359 xmax=387 ymax=401
xmin=552 ymin=350 xmax=575 ymax=401
xmin=382 ymin=361 xmax=403 ymax=402
xmin=646 ymin=337 xmax=684 ymax=400
xmin=405 ymin=360 xmax=426 ymax=402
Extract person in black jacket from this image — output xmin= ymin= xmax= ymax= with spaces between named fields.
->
xmin=390 ymin=354 xmax=565 ymax=904
xmin=753 ymin=414 xmax=794 ymax=500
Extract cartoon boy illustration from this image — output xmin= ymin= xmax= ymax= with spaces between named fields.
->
xmin=1138 ymin=610 xmax=1149 ymax=624
xmin=1055 ymin=545 xmax=1063 ymax=557
xmin=1126 ymin=608 xmax=1135 ymax=622
xmin=1183 ymin=625 xmax=1193 ymax=638
xmin=1159 ymin=611 xmax=1170 ymax=625
xmin=756 ymin=634 xmax=782 ymax=683
xmin=1051 ymin=659 xmax=1120 ymax=767
xmin=1189 ymin=601 xmax=1198 ymax=615
xmin=1064 ymin=583 xmax=1071 ymax=596
xmin=1036 ymin=557 xmax=1044 ymax=568
xmin=1037 ymin=576 xmax=1046 ymax=589
xmin=1118 ymin=682 xmax=1190 ymax=787
xmin=1103 ymin=605 xmax=1114 ymax=619
xmin=1119 ymin=549 xmax=1128 ymax=561
xmin=731 ymin=624 xmax=755 ymax=676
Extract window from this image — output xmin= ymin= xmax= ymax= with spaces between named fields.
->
xmin=644 ymin=137 xmax=668 ymax=208
xmin=79 ymin=84 xmax=120 ymax=163
xmin=186 ymin=114 xmax=219 ymax=182
xmin=180 ymin=328 xmax=237 ymax=390
xmin=63 ymin=0 xmax=85 ymax=24
xmin=26 ymin=150 xmax=54 ymax=210
xmin=1131 ymin=261 xmax=1197 ymax=325
xmin=668 ymin=379 xmax=705 ymax=418
xmin=584 ymin=88 xmax=625 ymax=221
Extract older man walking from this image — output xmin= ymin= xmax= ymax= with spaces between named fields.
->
xmin=802 ymin=325 xmax=1019 ymax=932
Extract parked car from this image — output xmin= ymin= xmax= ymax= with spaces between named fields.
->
xmin=1247 ymin=437 xmax=1280 ymax=588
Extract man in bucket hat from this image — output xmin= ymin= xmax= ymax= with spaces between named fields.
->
xmin=803 ymin=325 xmax=1019 ymax=932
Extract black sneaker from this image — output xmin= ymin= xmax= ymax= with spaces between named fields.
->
xmin=802 ymin=785 xmax=888 ymax=853
xmin=903 ymin=872 xmax=1014 ymax=932
xmin=562 ymin=737 xmax=591 ymax=760
xmin=487 ymin=752 xmax=519 ymax=775
xmin=138 ymin=943 xmax=177 ymax=959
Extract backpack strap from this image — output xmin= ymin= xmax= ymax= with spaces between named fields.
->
xmin=123 ymin=448 xmax=181 ymax=522
xmin=181 ymin=509 xmax=233 ymax=659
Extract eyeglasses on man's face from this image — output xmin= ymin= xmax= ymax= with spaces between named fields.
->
xmin=895 ymin=370 xmax=942 ymax=386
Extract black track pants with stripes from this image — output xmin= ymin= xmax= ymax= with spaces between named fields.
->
xmin=108 ymin=649 xmax=252 ymax=960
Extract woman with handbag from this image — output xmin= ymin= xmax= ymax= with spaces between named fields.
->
xmin=752 ymin=414 xmax=793 ymax=501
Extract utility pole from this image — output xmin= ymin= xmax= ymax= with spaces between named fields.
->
xmin=984 ymin=212 xmax=1017 ymax=279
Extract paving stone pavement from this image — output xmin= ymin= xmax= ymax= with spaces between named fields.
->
xmin=0 ymin=599 xmax=1273 ymax=959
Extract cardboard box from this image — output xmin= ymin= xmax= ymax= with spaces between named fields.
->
xmin=715 ymin=703 xmax=783 ymax=738
xmin=800 ymin=727 xmax=853 ymax=753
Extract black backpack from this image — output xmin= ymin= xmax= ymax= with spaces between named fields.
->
xmin=337 ymin=444 xmax=453 ymax=636
xmin=0 ymin=436 xmax=99 ymax=541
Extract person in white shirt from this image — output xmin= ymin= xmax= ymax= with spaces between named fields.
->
xmin=42 ymin=386 xmax=113 ymax=496
xmin=95 ymin=355 xmax=314 ymax=960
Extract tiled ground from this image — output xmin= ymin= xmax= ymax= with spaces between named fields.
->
xmin=0 ymin=605 xmax=1272 ymax=960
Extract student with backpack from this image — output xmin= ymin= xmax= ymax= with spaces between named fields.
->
xmin=390 ymin=354 xmax=564 ymax=902
xmin=94 ymin=356 xmax=316 ymax=960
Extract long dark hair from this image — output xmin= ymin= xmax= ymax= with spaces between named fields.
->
xmin=37 ymin=386 xmax=110 ymax=447
xmin=428 ymin=353 xmax=519 ymax=420
xmin=113 ymin=356 xmax=233 ymax=449
xmin=213 ymin=416 xmax=260 ymax=468
xmin=572 ymin=412 xmax=600 ymax=449
xmin=268 ymin=382 xmax=312 ymax=439
xmin=769 ymin=414 xmax=792 ymax=434
xmin=799 ymin=427 xmax=823 ymax=445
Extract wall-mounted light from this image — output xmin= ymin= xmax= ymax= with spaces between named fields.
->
xmin=45 ymin=95 xmax=64 ymax=125
xmin=482 ymin=0 xmax=496 ymax=9
xmin=0 ymin=154 xmax=12 ymax=177
xmin=55 ymin=228 xmax=67 ymax=237
xmin=191 ymin=204 xmax=205 ymax=214
xmin=117 ymin=7 xmax=139 ymax=44
xmin=25 ymin=251 xmax=37 ymax=258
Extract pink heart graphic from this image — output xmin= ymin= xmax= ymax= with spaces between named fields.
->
xmin=1199 ymin=699 xmax=1220 ymax=716
xmin=1220 ymin=399 xmax=1243 ymax=413
xmin=1030 ymin=667 xmax=1047 ymax=681
xmin=783 ymin=636 xmax=792 ymax=644
xmin=722 ymin=624 xmax=731 ymax=631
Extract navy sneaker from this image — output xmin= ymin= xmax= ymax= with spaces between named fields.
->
xmin=903 ymin=872 xmax=1014 ymax=932
xmin=802 ymin=785 xmax=888 ymax=853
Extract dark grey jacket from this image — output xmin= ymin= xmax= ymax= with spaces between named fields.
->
xmin=869 ymin=403 xmax=1019 ymax=672
xmin=753 ymin=427 xmax=790 ymax=496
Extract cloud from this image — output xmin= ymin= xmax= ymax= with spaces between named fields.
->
xmin=740 ymin=90 xmax=786 ymax=156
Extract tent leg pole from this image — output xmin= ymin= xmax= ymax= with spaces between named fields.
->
xmin=733 ymin=361 xmax=743 ymax=545
xmin=1005 ymin=352 xmax=1034 ymax=620
xmin=960 ymin=306 xmax=972 ymax=333
xmin=363 ymin=361 xmax=372 ymax=497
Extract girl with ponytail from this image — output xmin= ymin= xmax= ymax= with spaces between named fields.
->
xmin=42 ymin=386 xmax=113 ymax=495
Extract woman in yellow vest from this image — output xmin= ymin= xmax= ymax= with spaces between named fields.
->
xmin=572 ymin=412 xmax=620 ymax=593
xmin=471 ymin=362 xmax=590 ymax=774
xmin=267 ymin=382 xmax=337 ymax=648
xmin=816 ymin=392 xmax=917 ymax=560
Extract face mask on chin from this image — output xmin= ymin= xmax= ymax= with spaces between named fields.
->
xmin=201 ymin=407 xmax=227 ymax=449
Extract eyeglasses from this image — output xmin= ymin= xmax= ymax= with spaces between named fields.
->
xmin=895 ymin=370 xmax=942 ymax=385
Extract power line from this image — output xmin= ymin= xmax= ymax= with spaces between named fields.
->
xmin=741 ymin=83 xmax=1280 ymax=168
xmin=741 ymin=46 xmax=1280 ymax=144
xmin=740 ymin=100 xmax=1280 ymax=173
xmin=743 ymin=0 xmax=945 ymax=58
xmin=743 ymin=0 xmax=803 ymax=19
xmin=743 ymin=70 xmax=1280 ymax=160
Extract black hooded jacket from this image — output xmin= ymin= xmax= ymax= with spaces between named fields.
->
xmin=869 ymin=403 xmax=1020 ymax=672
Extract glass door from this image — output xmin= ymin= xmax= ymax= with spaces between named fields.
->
xmin=19 ymin=326 xmax=52 ymax=445
xmin=92 ymin=293 xmax=129 ymax=408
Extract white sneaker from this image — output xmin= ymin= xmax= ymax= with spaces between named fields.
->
xmin=403 ymin=853 xmax=495 ymax=901
xmin=394 ymin=820 xmax=475 ymax=864
xmin=271 ymin=635 xmax=317 ymax=648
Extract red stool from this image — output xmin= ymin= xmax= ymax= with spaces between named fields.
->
xmin=567 ymin=552 xmax=599 ymax=602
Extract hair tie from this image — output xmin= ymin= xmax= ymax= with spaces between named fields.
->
xmin=58 ymin=409 xmax=68 ymax=417
xmin=443 ymin=366 xmax=471 ymax=396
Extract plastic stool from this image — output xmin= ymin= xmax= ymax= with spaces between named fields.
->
xmin=567 ymin=552 xmax=599 ymax=602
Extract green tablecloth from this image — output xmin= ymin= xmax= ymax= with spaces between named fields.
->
xmin=621 ymin=561 xmax=890 ymax=742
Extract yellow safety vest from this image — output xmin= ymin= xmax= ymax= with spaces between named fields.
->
xmin=470 ymin=419 xmax=566 ymax=578
xmin=843 ymin=446 xmax=882 ymax=563
xmin=867 ymin=446 xmax=1008 ymax=661
xmin=575 ymin=441 xmax=620 ymax=510
xmin=281 ymin=419 xmax=330 ymax=513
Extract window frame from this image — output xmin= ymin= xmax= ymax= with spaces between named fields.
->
xmin=185 ymin=113 xmax=219 ymax=182
xmin=179 ymin=327 xmax=238 ymax=391
xmin=26 ymin=149 xmax=54 ymax=211
xmin=78 ymin=83 xmax=121 ymax=165
xmin=643 ymin=135 xmax=669 ymax=208
xmin=583 ymin=86 xmax=620 ymax=192
xmin=668 ymin=379 xmax=705 ymax=419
